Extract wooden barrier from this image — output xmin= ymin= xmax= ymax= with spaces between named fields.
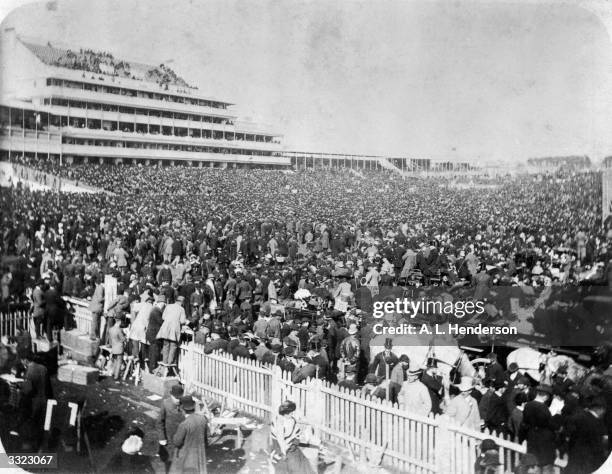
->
xmin=0 ymin=306 xmax=566 ymax=474
xmin=64 ymin=297 xmax=92 ymax=335
xmin=0 ymin=310 xmax=32 ymax=338
xmin=179 ymin=343 xmax=272 ymax=421
xmin=179 ymin=344 xmax=566 ymax=474
xmin=0 ymin=309 xmax=566 ymax=473
xmin=63 ymin=275 xmax=116 ymax=337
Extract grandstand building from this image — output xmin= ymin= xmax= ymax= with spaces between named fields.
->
xmin=283 ymin=150 xmax=432 ymax=173
xmin=0 ymin=28 xmax=287 ymax=168
xmin=526 ymin=155 xmax=591 ymax=171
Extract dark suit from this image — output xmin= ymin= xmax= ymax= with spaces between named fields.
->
xmin=369 ymin=351 xmax=399 ymax=378
xmin=566 ymin=409 xmax=609 ymax=474
xmin=173 ymin=413 xmax=209 ymax=474
xmin=109 ymin=324 xmax=126 ymax=379
xmin=43 ymin=287 xmax=65 ymax=340
xmin=485 ymin=362 xmax=505 ymax=384
xmin=478 ymin=390 xmax=507 ymax=433
xmin=292 ymin=364 xmax=317 ymax=384
xmin=231 ymin=344 xmax=251 ymax=361
xmin=158 ymin=396 xmax=185 ymax=472
xmin=146 ymin=306 xmax=164 ymax=372
xmin=421 ymin=372 xmax=443 ymax=415
xmin=21 ymin=361 xmax=52 ymax=445
xmin=203 ymin=339 xmax=228 ymax=354
xmin=519 ymin=400 xmax=557 ymax=466
xmin=278 ymin=358 xmax=296 ymax=375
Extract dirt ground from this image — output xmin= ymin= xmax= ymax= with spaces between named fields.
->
xmin=0 ymin=373 xmax=271 ymax=474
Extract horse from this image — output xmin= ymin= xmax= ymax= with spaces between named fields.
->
xmin=505 ymin=347 xmax=588 ymax=384
xmin=369 ymin=324 xmax=476 ymax=383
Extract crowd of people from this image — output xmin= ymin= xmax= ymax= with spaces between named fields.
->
xmin=34 ymin=43 xmax=195 ymax=90
xmin=1 ymin=158 xmax=611 ymax=472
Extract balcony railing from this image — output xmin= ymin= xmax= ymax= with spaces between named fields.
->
xmin=61 ymin=127 xmax=282 ymax=151
xmin=43 ymin=105 xmax=233 ymax=133
xmin=45 ymin=86 xmax=237 ymax=118
xmin=60 ymin=143 xmax=290 ymax=164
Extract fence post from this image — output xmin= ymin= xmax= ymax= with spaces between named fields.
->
xmin=181 ymin=342 xmax=195 ymax=392
xmin=269 ymin=365 xmax=282 ymax=423
xmin=306 ymin=378 xmax=325 ymax=440
xmin=435 ymin=414 xmax=452 ymax=473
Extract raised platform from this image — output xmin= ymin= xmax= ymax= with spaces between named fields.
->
xmin=60 ymin=329 xmax=99 ymax=365
xmin=141 ymin=371 xmax=180 ymax=396
xmin=57 ymin=363 xmax=99 ymax=385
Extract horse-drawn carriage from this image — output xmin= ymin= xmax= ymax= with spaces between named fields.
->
xmin=369 ymin=325 xmax=477 ymax=383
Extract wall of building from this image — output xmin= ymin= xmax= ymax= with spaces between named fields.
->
xmin=0 ymin=28 xmax=49 ymax=101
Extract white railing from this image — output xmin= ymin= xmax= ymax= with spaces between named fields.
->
xmin=0 ymin=303 xmax=565 ymax=473
xmin=0 ymin=309 xmax=32 ymax=338
xmin=179 ymin=345 xmax=567 ymax=474
xmin=45 ymin=86 xmax=237 ymax=119
xmin=63 ymin=297 xmax=92 ymax=335
xmin=60 ymin=143 xmax=291 ymax=165
xmin=0 ymin=299 xmax=94 ymax=337
xmin=179 ymin=343 xmax=272 ymax=421
xmin=446 ymin=423 xmax=526 ymax=474
xmin=62 ymin=126 xmax=282 ymax=151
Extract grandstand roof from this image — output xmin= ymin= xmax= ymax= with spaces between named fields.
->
xmin=20 ymin=38 xmax=197 ymax=92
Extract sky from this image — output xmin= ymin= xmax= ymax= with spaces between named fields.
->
xmin=2 ymin=0 xmax=612 ymax=163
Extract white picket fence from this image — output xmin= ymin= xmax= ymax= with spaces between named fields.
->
xmin=64 ymin=297 xmax=92 ymax=335
xmin=0 ymin=301 xmax=91 ymax=340
xmin=0 ymin=309 xmax=32 ymax=338
xmin=179 ymin=344 xmax=566 ymax=473
xmin=0 ymin=302 xmax=565 ymax=473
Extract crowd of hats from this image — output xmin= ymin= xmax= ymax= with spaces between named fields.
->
xmin=1 ymin=159 xmax=610 ymax=472
xmin=2 ymin=158 xmax=610 ymax=311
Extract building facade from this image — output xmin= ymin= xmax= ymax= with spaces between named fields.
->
xmin=0 ymin=29 xmax=287 ymax=168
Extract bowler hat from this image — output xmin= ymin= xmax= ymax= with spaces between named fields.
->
xmin=481 ymin=439 xmax=498 ymax=452
xmin=170 ymin=384 xmax=184 ymax=398
xmin=180 ymin=395 xmax=196 ymax=412
xmin=278 ymin=400 xmax=297 ymax=416
xmin=365 ymin=373 xmax=378 ymax=384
